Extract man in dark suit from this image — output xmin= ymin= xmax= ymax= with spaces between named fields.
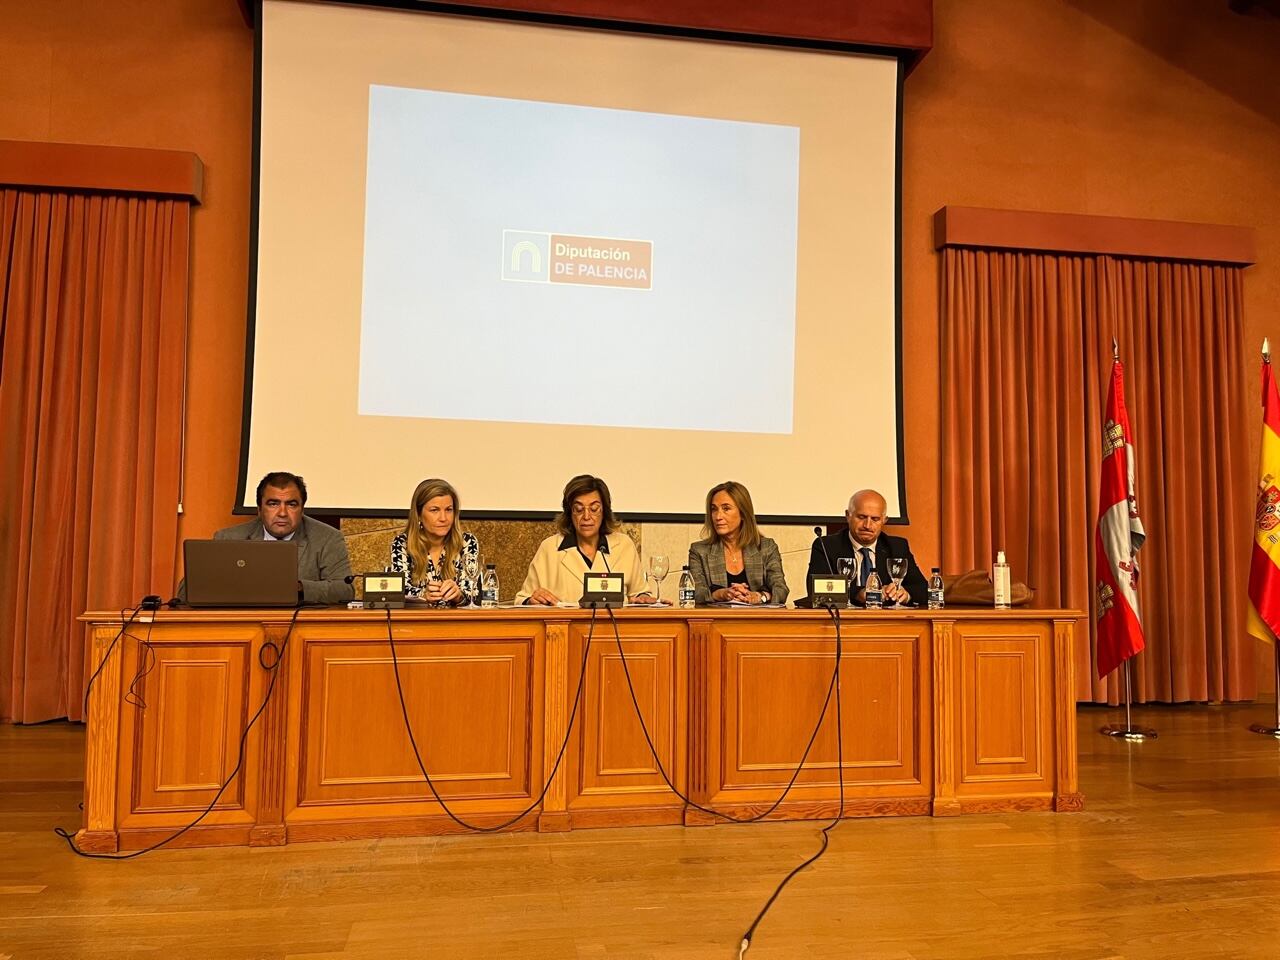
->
xmin=807 ymin=489 xmax=928 ymax=607
xmin=179 ymin=472 xmax=354 ymax=605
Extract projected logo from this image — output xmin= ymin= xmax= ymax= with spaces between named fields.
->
xmin=502 ymin=230 xmax=652 ymax=290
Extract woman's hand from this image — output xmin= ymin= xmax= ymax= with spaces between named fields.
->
xmin=528 ymin=588 xmax=559 ymax=606
xmin=424 ymin=578 xmax=463 ymax=605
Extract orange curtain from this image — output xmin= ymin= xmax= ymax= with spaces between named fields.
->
xmin=0 ymin=188 xmax=189 ymax=723
xmin=942 ymin=248 xmax=1253 ymax=702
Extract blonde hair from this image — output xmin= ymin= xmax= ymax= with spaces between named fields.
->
xmin=700 ymin=481 xmax=761 ymax=550
xmin=403 ymin=478 xmax=465 ymax=585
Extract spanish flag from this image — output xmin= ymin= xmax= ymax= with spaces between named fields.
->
xmin=1247 ymin=341 xmax=1280 ymax=645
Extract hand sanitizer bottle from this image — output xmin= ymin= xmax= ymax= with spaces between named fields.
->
xmin=993 ymin=551 xmax=1011 ymax=610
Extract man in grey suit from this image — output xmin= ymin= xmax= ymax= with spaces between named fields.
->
xmin=183 ymin=472 xmax=354 ymax=605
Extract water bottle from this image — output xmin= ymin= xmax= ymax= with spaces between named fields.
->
xmin=864 ymin=568 xmax=884 ymax=610
xmin=928 ymin=567 xmax=945 ymax=610
xmin=480 ymin=564 xmax=499 ymax=608
xmin=993 ymin=551 xmax=1011 ymax=610
xmin=678 ymin=565 xmax=696 ymax=608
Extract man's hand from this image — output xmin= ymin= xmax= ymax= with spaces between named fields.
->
xmin=884 ymin=581 xmax=911 ymax=604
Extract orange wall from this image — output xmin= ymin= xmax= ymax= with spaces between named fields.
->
xmin=0 ymin=0 xmax=255 ymax=550
xmin=897 ymin=0 xmax=1280 ymax=690
xmin=3 ymin=0 xmax=1278 ymax=682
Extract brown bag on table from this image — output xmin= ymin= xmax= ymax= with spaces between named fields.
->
xmin=941 ymin=569 xmax=1033 ymax=607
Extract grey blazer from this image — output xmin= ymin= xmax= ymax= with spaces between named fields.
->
xmin=687 ymin=537 xmax=789 ymax=605
xmin=210 ymin=515 xmax=354 ymax=604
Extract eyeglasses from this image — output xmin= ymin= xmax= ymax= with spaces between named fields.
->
xmin=571 ymin=502 xmax=603 ymax=517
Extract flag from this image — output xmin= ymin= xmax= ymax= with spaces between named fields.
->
xmin=1247 ymin=341 xmax=1280 ymax=645
xmin=1095 ymin=355 xmax=1146 ymax=678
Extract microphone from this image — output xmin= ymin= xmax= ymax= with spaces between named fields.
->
xmin=813 ymin=525 xmax=836 ymax=574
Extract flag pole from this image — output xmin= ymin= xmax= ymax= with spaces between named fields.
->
xmin=1097 ymin=340 xmax=1155 ymax=741
xmin=1250 ymin=338 xmax=1280 ymax=737
xmin=1249 ymin=647 xmax=1280 ymax=737
xmin=1101 ymin=659 xmax=1158 ymax=741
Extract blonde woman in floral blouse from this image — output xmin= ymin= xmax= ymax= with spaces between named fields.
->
xmin=389 ymin=478 xmax=480 ymax=604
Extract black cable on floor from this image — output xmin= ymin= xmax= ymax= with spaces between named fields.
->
xmin=738 ymin=605 xmax=846 ymax=956
xmin=55 ymin=604 xmax=305 ymax=860
xmin=385 ymin=604 xmax=596 ymax=832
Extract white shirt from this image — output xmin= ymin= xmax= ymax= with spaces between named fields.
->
xmin=848 ymin=533 xmax=879 ymax=582
xmin=263 ymin=529 xmax=296 ymax=541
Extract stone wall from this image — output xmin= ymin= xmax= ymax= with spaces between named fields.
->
xmin=342 ymin=518 xmax=642 ymax=602
xmin=342 ymin=518 xmax=815 ymax=603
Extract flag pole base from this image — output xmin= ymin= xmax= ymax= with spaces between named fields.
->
xmin=1100 ymin=724 xmax=1158 ymax=741
xmin=1247 ymin=723 xmax=1280 ymax=738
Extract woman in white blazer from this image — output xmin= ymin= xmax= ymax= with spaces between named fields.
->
xmin=517 ymin=475 xmax=655 ymax=606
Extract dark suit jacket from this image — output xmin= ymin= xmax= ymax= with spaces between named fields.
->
xmin=806 ymin=532 xmax=928 ymax=607
xmin=216 ymin=516 xmax=354 ymax=604
xmin=688 ymin=537 xmax=789 ymax=605
xmin=177 ymin=515 xmax=355 ymax=605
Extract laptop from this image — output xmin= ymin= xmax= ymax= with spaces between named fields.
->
xmin=183 ymin=539 xmax=300 ymax=607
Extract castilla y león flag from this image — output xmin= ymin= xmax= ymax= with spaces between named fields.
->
xmin=1095 ymin=357 xmax=1147 ymax=678
xmin=1247 ymin=344 xmax=1280 ymax=646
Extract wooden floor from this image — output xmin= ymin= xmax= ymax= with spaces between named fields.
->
xmin=2 ymin=705 xmax=1279 ymax=960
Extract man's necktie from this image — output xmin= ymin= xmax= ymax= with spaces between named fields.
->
xmin=860 ymin=547 xmax=876 ymax=586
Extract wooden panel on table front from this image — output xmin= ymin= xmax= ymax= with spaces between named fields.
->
xmin=956 ymin=621 xmax=1052 ymax=794
xmin=567 ymin=620 xmax=686 ymax=813
xmin=79 ymin=608 xmax=1077 ymax=849
xmin=716 ymin=621 xmax=928 ymax=800
xmin=295 ymin=635 xmax=533 ymax=806
xmin=127 ymin=637 xmax=253 ymax=815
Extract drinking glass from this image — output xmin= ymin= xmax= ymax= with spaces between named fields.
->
xmin=648 ymin=554 xmax=670 ymax=605
xmin=886 ymin=557 xmax=908 ymax=605
xmin=836 ymin=557 xmax=855 ymax=607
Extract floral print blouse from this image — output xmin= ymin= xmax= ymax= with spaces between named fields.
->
xmin=389 ymin=530 xmax=481 ymax=603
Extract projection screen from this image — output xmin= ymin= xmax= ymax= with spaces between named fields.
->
xmin=242 ymin=0 xmax=905 ymax=520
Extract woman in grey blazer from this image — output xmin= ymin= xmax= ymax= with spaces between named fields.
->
xmin=687 ymin=481 xmax=788 ymax=606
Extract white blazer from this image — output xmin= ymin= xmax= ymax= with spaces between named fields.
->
xmin=515 ymin=531 xmax=648 ymax=604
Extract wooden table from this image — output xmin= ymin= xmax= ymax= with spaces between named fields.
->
xmin=77 ymin=606 xmax=1082 ymax=851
